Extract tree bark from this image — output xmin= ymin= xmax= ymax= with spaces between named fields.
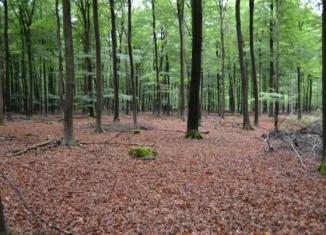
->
xmin=187 ymin=0 xmax=202 ymax=134
xmin=4 ymin=0 xmax=11 ymax=119
xmin=236 ymin=0 xmax=251 ymax=130
xmin=109 ymin=0 xmax=120 ymax=122
xmin=93 ymin=0 xmax=103 ymax=132
xmin=297 ymin=66 xmax=302 ymax=120
xmin=218 ymin=0 xmax=226 ymax=119
xmin=274 ymin=0 xmax=280 ymax=128
xmin=177 ymin=0 xmax=186 ymax=119
xmin=62 ymin=0 xmax=75 ymax=145
xmin=0 ymin=15 xmax=4 ymax=125
xmin=269 ymin=1 xmax=274 ymax=117
xmin=128 ymin=0 xmax=137 ymax=127
xmin=151 ymin=0 xmax=160 ymax=116
xmin=249 ymin=0 xmax=259 ymax=126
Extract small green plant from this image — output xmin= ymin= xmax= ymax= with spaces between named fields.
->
xmin=318 ymin=163 xmax=326 ymax=175
xmin=128 ymin=146 xmax=157 ymax=160
xmin=185 ymin=130 xmax=203 ymax=139
xmin=129 ymin=129 xmax=142 ymax=135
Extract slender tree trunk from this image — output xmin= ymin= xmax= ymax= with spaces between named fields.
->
xmin=297 ymin=66 xmax=302 ymax=120
xmin=62 ymin=0 xmax=75 ymax=145
xmin=249 ymin=0 xmax=259 ymax=126
xmin=0 ymin=21 xmax=4 ymax=125
xmin=236 ymin=0 xmax=251 ymax=130
xmin=43 ymin=61 xmax=48 ymax=116
xmin=109 ymin=0 xmax=120 ymax=122
xmin=177 ymin=0 xmax=185 ymax=119
xmin=274 ymin=0 xmax=280 ymax=128
xmin=0 ymin=194 xmax=9 ymax=235
xmin=93 ymin=0 xmax=103 ymax=132
xmin=151 ymin=0 xmax=160 ymax=116
xmin=319 ymin=0 xmax=326 ymax=171
xmin=26 ymin=28 xmax=33 ymax=119
xmin=4 ymin=0 xmax=11 ymax=119
xmin=218 ymin=0 xmax=225 ymax=119
xmin=55 ymin=0 xmax=64 ymax=112
xmin=127 ymin=0 xmax=137 ymax=127
xmin=186 ymin=0 xmax=202 ymax=135
xmin=269 ymin=1 xmax=274 ymax=117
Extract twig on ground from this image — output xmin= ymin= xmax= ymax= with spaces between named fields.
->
xmin=8 ymin=139 xmax=61 ymax=157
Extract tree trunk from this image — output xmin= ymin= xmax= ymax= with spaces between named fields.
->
xmin=236 ymin=0 xmax=251 ymax=130
xmin=55 ymin=0 xmax=64 ymax=112
xmin=297 ymin=66 xmax=302 ymax=120
xmin=249 ymin=0 xmax=259 ymax=126
xmin=109 ymin=0 xmax=120 ymax=122
xmin=93 ymin=0 xmax=103 ymax=132
xmin=269 ymin=1 xmax=274 ymax=117
xmin=151 ymin=0 xmax=160 ymax=116
xmin=62 ymin=0 xmax=75 ymax=145
xmin=128 ymin=0 xmax=137 ymax=127
xmin=177 ymin=0 xmax=185 ymax=119
xmin=186 ymin=0 xmax=202 ymax=135
xmin=218 ymin=0 xmax=225 ymax=119
xmin=0 ymin=194 xmax=9 ymax=235
xmin=0 ymin=21 xmax=4 ymax=125
xmin=4 ymin=0 xmax=11 ymax=119
xmin=274 ymin=0 xmax=280 ymax=128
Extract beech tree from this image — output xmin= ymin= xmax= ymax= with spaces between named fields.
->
xmin=0 ymin=7 xmax=4 ymax=126
xmin=236 ymin=0 xmax=251 ymax=130
xmin=186 ymin=0 xmax=202 ymax=139
xmin=4 ymin=0 xmax=10 ymax=119
xmin=177 ymin=0 xmax=185 ymax=119
xmin=62 ymin=0 xmax=75 ymax=145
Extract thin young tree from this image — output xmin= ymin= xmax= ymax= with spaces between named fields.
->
xmin=109 ymin=0 xmax=120 ymax=122
xmin=0 ymin=7 xmax=4 ymax=126
xmin=297 ymin=66 xmax=302 ymax=120
xmin=151 ymin=0 xmax=160 ymax=116
xmin=186 ymin=0 xmax=202 ymax=139
xmin=236 ymin=0 xmax=251 ymax=130
xmin=274 ymin=0 xmax=280 ymax=128
xmin=249 ymin=0 xmax=259 ymax=126
xmin=319 ymin=0 xmax=326 ymax=173
xmin=269 ymin=1 xmax=274 ymax=117
xmin=93 ymin=0 xmax=103 ymax=132
xmin=127 ymin=0 xmax=137 ymax=127
xmin=62 ymin=0 xmax=75 ymax=145
xmin=177 ymin=0 xmax=185 ymax=120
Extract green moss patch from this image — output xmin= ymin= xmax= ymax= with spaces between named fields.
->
xmin=318 ymin=163 xmax=326 ymax=175
xmin=128 ymin=146 xmax=157 ymax=160
xmin=185 ymin=130 xmax=203 ymax=140
xmin=129 ymin=129 xmax=143 ymax=135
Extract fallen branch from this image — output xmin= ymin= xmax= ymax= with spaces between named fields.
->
xmin=80 ymin=141 xmax=155 ymax=147
xmin=0 ymin=173 xmax=75 ymax=235
xmin=8 ymin=139 xmax=61 ymax=156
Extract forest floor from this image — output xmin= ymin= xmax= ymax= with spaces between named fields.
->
xmin=0 ymin=113 xmax=325 ymax=234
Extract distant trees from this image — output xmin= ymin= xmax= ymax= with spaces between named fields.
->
xmin=62 ymin=0 xmax=75 ymax=145
xmin=186 ymin=0 xmax=202 ymax=138
xmin=236 ymin=0 xmax=251 ymax=130
xmin=320 ymin=0 xmax=326 ymax=173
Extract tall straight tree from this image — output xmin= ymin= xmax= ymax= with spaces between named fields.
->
xmin=0 ymin=8 xmax=4 ymax=126
xmin=62 ymin=0 xmax=75 ymax=145
xmin=109 ymin=0 xmax=120 ymax=122
xmin=319 ymin=0 xmax=326 ymax=173
xmin=127 ymin=0 xmax=137 ymax=127
xmin=186 ymin=0 xmax=202 ymax=138
xmin=249 ymin=0 xmax=259 ymax=126
xmin=177 ymin=0 xmax=185 ymax=120
xmin=268 ymin=1 xmax=274 ymax=117
xmin=55 ymin=0 xmax=64 ymax=112
xmin=236 ymin=0 xmax=251 ymax=130
xmin=151 ymin=0 xmax=160 ymax=116
xmin=4 ymin=0 xmax=10 ymax=119
xmin=297 ymin=66 xmax=302 ymax=120
xmin=217 ymin=0 xmax=226 ymax=119
xmin=274 ymin=0 xmax=280 ymax=128
xmin=93 ymin=0 xmax=103 ymax=132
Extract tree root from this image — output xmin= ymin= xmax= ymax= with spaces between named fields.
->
xmin=0 ymin=173 xmax=75 ymax=235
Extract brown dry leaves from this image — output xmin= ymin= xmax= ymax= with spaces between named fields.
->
xmin=0 ymin=113 xmax=325 ymax=234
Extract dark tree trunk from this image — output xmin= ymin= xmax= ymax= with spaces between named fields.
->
xmin=0 ymin=194 xmax=9 ymax=235
xmin=93 ymin=0 xmax=103 ymax=132
xmin=0 ymin=20 xmax=3 ymax=125
xmin=274 ymin=0 xmax=280 ymax=128
xmin=218 ymin=0 xmax=225 ymax=119
xmin=236 ymin=0 xmax=251 ymax=130
xmin=62 ymin=0 xmax=75 ymax=145
xmin=127 ymin=0 xmax=137 ymax=127
xmin=109 ymin=0 xmax=120 ymax=122
xmin=186 ymin=0 xmax=202 ymax=134
xmin=249 ymin=0 xmax=259 ymax=126
xmin=55 ymin=0 xmax=64 ymax=112
xmin=4 ymin=0 xmax=11 ymax=119
xmin=269 ymin=1 xmax=274 ymax=117
xmin=177 ymin=0 xmax=185 ymax=119
xmin=151 ymin=0 xmax=160 ymax=116
xmin=297 ymin=66 xmax=302 ymax=120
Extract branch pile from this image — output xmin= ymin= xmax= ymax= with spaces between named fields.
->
xmin=263 ymin=120 xmax=322 ymax=168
